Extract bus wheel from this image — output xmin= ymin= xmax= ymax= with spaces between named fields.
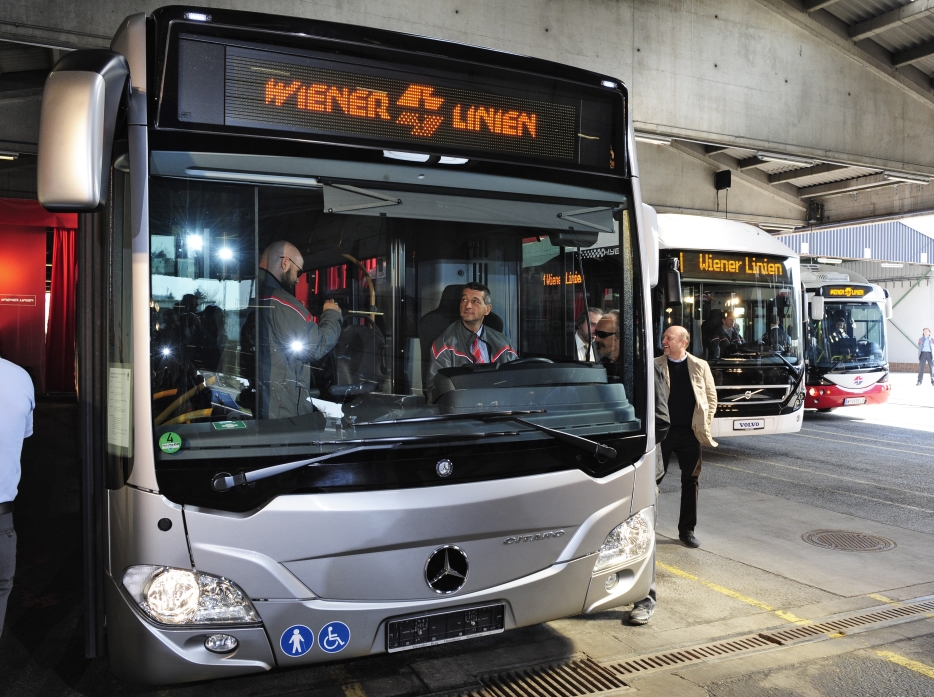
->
xmin=817 ymin=407 xmax=835 ymax=413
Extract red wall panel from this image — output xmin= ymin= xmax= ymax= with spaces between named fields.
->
xmin=0 ymin=225 xmax=46 ymax=388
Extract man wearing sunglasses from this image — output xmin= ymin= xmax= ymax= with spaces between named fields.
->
xmin=257 ymin=240 xmax=342 ymax=418
xmin=593 ymin=311 xmax=621 ymax=380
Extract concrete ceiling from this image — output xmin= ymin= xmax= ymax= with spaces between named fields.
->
xmin=2 ymin=1 xmax=934 ymax=231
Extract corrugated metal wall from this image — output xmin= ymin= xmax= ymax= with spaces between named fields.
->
xmin=777 ymin=221 xmax=934 ymax=265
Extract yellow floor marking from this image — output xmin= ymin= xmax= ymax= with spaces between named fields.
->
xmin=868 ymin=593 xmax=900 ymax=605
xmin=657 ymin=562 xmax=810 ymax=625
xmin=876 ymin=651 xmax=934 ymax=680
xmin=828 ymin=632 xmax=846 ymax=639
xmin=705 ymin=461 xmax=934 ymax=514
xmin=802 ymin=427 xmax=934 ymax=451
xmin=329 ymin=666 xmax=367 ymax=697
xmin=715 ymin=450 xmax=934 ymax=500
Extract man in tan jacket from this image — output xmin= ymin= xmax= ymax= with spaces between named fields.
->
xmin=655 ymin=325 xmax=717 ymax=548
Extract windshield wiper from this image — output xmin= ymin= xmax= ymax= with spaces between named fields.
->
xmin=356 ymin=409 xmax=617 ymax=459
xmin=211 ymin=430 xmax=525 ymax=491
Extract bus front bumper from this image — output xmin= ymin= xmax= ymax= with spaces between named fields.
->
xmin=806 ymin=381 xmax=890 ymax=409
xmin=105 ymin=546 xmax=653 ymax=684
xmin=710 ymin=411 xmax=803 ymax=438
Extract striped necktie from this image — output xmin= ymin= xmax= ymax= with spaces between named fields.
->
xmin=471 ymin=333 xmax=485 ymax=364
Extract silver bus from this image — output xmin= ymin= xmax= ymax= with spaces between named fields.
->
xmin=38 ymin=7 xmax=659 ymax=684
xmin=654 ymin=215 xmax=805 ymax=437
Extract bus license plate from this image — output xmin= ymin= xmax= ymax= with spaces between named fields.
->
xmin=386 ymin=603 xmax=505 ymax=653
xmin=733 ymin=419 xmax=765 ymax=431
xmin=844 ymin=397 xmax=866 ymax=405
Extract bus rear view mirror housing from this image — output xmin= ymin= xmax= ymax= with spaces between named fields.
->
xmin=663 ymin=258 xmax=682 ymax=308
xmin=810 ymin=294 xmax=824 ymax=321
xmin=38 ymin=50 xmax=129 ymax=211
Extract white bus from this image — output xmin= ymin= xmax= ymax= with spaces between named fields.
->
xmin=654 ymin=215 xmax=805 ymax=437
xmin=38 ymin=7 xmax=660 ymax=684
xmin=802 ymin=265 xmax=891 ymax=410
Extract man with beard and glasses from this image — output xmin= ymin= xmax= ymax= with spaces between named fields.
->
xmin=257 ymin=240 xmax=342 ymax=418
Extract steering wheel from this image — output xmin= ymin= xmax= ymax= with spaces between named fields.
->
xmin=508 ymin=357 xmax=554 ymax=365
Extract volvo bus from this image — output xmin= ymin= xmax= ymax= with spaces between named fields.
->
xmin=654 ymin=215 xmax=805 ymax=437
xmin=38 ymin=7 xmax=659 ymax=684
xmin=802 ymin=265 xmax=891 ymax=411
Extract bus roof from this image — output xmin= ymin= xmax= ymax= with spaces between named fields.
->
xmin=658 ymin=214 xmax=798 ymax=258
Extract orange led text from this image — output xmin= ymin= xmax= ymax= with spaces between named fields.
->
xmin=264 ymin=79 xmax=391 ymax=120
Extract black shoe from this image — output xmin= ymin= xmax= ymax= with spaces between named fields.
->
xmin=679 ymin=532 xmax=701 ymax=548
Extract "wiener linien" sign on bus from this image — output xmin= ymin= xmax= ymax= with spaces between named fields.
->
xmin=678 ymin=251 xmax=791 ymax=282
xmin=223 ymin=48 xmax=578 ymax=161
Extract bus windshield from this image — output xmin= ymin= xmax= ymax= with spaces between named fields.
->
xmin=148 ymin=161 xmax=641 ymax=461
xmin=665 ymin=252 xmax=801 ymax=366
xmin=808 ymin=302 xmax=886 ymax=370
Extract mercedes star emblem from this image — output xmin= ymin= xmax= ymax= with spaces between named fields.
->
xmin=425 ymin=545 xmax=469 ymax=594
xmin=436 ymin=459 xmax=453 ymax=478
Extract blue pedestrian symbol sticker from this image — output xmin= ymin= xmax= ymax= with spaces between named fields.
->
xmin=318 ymin=621 xmax=351 ymax=653
xmin=280 ymin=625 xmax=313 ymax=657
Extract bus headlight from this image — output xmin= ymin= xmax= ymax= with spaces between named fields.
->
xmin=592 ymin=507 xmax=654 ymax=574
xmin=122 ymin=565 xmax=261 ymax=626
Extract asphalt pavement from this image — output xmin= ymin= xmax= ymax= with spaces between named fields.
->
xmin=2 ymin=375 xmax=933 ymax=697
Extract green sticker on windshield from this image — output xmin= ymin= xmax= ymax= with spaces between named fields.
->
xmin=159 ymin=432 xmax=182 ymax=454
xmin=213 ymin=421 xmax=246 ymax=430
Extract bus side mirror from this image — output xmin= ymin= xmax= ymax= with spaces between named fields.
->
xmin=38 ymin=50 xmax=129 ymax=211
xmin=810 ymin=295 xmax=824 ymax=321
xmin=885 ymin=296 xmax=893 ymax=320
xmin=642 ymin=203 xmax=659 ymax=288
xmin=663 ymin=258 xmax=682 ymax=307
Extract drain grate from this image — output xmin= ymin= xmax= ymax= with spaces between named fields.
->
xmin=463 ymin=657 xmax=629 ymax=697
xmin=460 ymin=597 xmax=934 ymax=697
xmin=609 ymin=634 xmax=775 ymax=676
xmin=801 ymin=529 xmax=896 ymax=552
xmin=761 ymin=598 xmax=934 ymax=645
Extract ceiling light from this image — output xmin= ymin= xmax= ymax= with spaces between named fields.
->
xmin=383 ymin=151 xmax=430 ymax=162
xmin=186 ymin=235 xmax=203 ymax=251
xmin=438 ymin=156 xmax=468 ymax=165
xmin=218 ymin=247 xmax=233 ymax=260
xmin=816 ymin=257 xmax=842 ymax=264
xmin=759 ymin=223 xmax=798 ymax=231
xmin=0 ymin=151 xmax=18 ymax=161
xmin=882 ymin=171 xmax=931 ymax=184
xmin=634 ymin=133 xmax=671 ymax=146
xmin=755 ymin=151 xmax=815 ymax=166
xmin=880 ymin=263 xmax=904 ymax=268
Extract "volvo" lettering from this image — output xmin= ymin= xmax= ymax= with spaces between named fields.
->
xmin=504 ymin=530 xmax=565 ymax=544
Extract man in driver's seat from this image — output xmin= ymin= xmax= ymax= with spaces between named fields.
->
xmin=426 ymin=282 xmax=517 ymax=402
xmin=257 ymin=240 xmax=342 ymax=418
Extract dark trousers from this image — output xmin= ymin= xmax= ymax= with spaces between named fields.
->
xmin=0 ymin=512 xmax=14 ymax=637
xmin=919 ymin=352 xmax=933 ymax=382
xmin=660 ymin=426 xmax=702 ymax=535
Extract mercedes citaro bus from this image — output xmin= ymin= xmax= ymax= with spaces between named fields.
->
xmin=803 ymin=265 xmax=891 ymax=411
xmin=653 ymin=215 xmax=805 ymax=437
xmin=38 ymin=7 xmax=661 ymax=684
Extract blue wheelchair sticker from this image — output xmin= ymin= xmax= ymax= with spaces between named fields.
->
xmin=318 ymin=621 xmax=351 ymax=653
xmin=280 ymin=625 xmax=314 ymax=657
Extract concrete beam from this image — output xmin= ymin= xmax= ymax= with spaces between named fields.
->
xmin=705 ymin=145 xmax=731 ymax=154
xmin=799 ymin=173 xmax=899 ymax=198
xmin=893 ymin=41 xmax=934 ymax=68
xmin=849 ymin=1 xmax=934 ymax=42
xmin=768 ymin=163 xmax=849 ymax=184
xmin=737 ymin=157 xmax=769 ymax=171
xmin=804 ymin=0 xmax=845 ymax=13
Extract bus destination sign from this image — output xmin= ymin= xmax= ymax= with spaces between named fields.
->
xmin=821 ymin=285 xmax=872 ymax=298
xmin=223 ymin=48 xmax=578 ymax=161
xmin=678 ymin=251 xmax=791 ymax=282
